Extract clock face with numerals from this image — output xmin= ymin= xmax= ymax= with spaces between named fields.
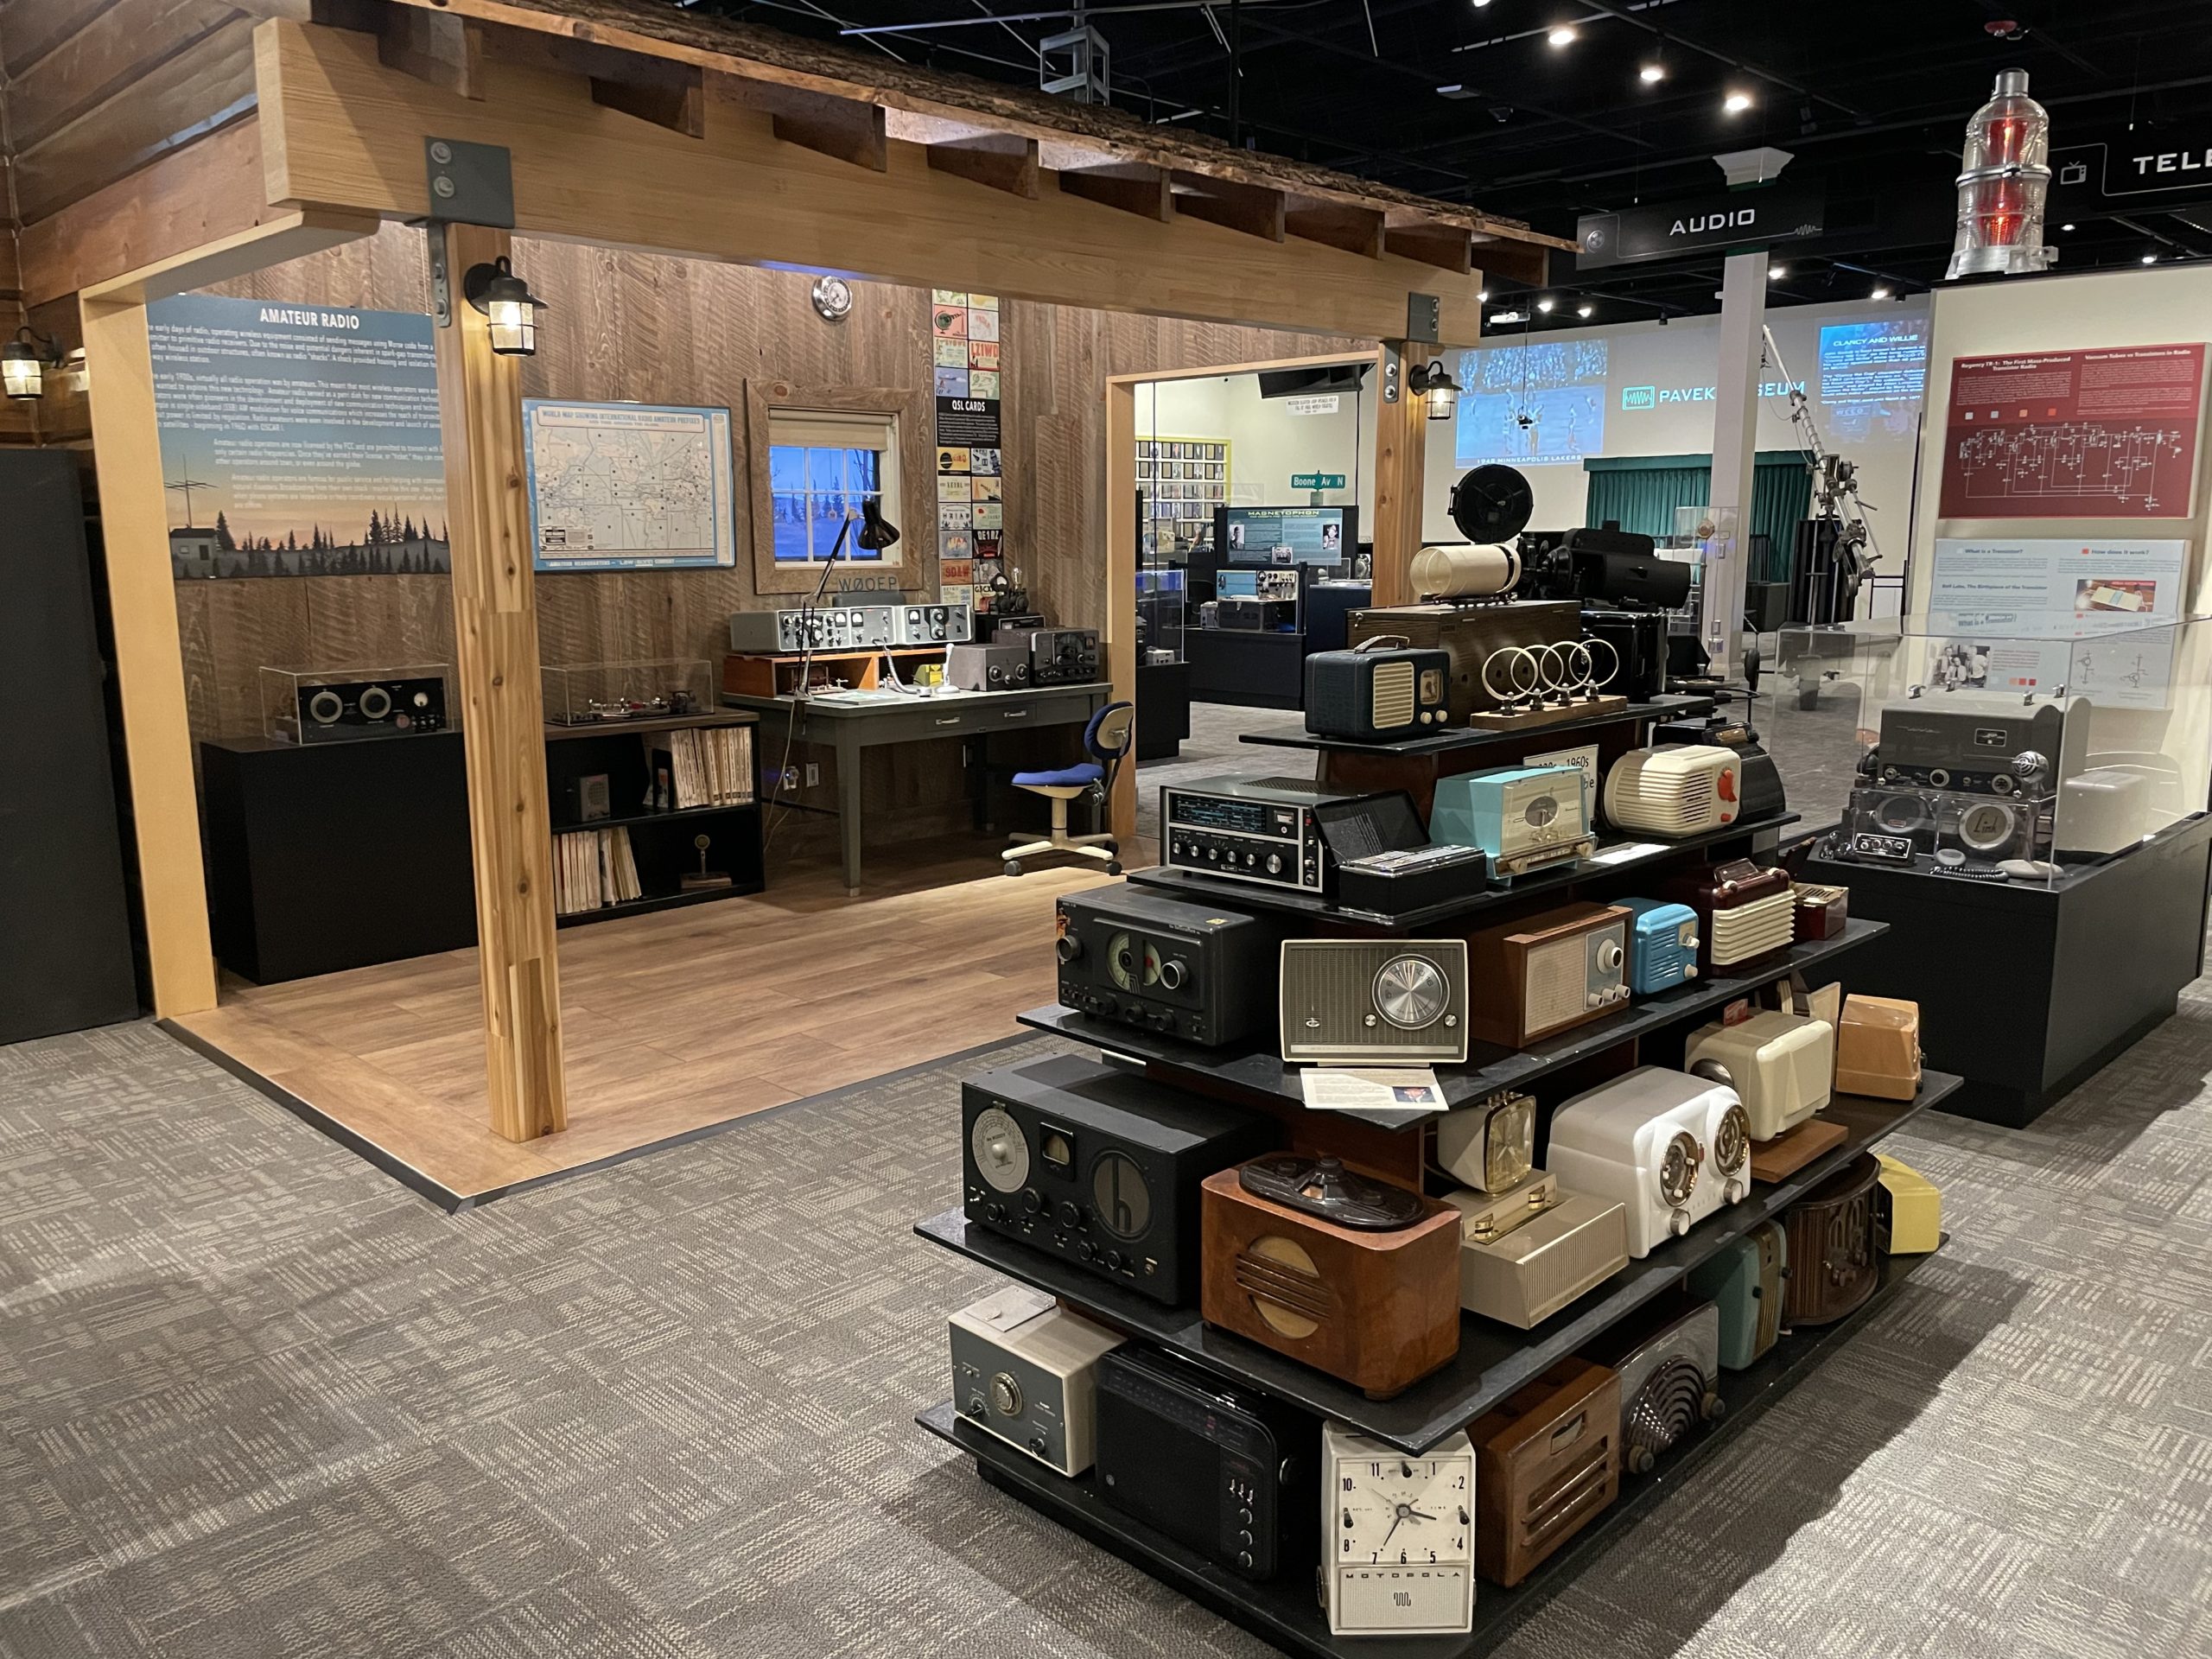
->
xmin=1323 ymin=1423 xmax=1476 ymax=1637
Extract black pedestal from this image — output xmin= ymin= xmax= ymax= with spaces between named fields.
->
xmin=1804 ymin=813 xmax=2212 ymax=1127
xmin=1186 ymin=628 xmax=1305 ymax=709
xmin=1135 ymin=659 xmax=1191 ymax=760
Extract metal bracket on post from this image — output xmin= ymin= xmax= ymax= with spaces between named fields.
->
xmin=1405 ymin=293 xmax=1441 ymax=346
xmin=422 ymin=138 xmax=517 ymax=327
xmin=1382 ymin=343 xmax=1403 ymax=405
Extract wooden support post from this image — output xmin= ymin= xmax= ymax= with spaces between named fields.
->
xmin=79 ymin=296 xmax=219 ymax=1017
xmin=432 ymin=221 xmax=567 ymax=1142
xmin=1105 ymin=376 xmax=1139 ymax=849
xmin=1370 ymin=341 xmax=1431 ymax=610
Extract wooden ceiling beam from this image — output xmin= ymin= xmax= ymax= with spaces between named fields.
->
xmin=587 ymin=58 xmax=703 ymax=137
xmin=1384 ymin=223 xmax=1474 ymax=276
xmin=722 ymin=76 xmax=886 ymax=171
xmin=1171 ymin=172 xmax=1285 ymax=243
xmin=377 ymin=4 xmax=482 ymax=99
xmin=1285 ymin=197 xmax=1385 ymax=258
xmin=927 ymin=132 xmax=1039 ymax=200
xmin=1058 ymin=163 xmax=1171 ymax=222
xmin=1471 ymin=233 xmax=1553 ymax=288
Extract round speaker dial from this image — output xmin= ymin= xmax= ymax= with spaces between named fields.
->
xmin=1523 ymin=793 xmax=1560 ymax=829
xmin=1713 ymin=1104 xmax=1749 ymax=1175
xmin=307 ymin=690 xmax=345 ymax=726
xmin=1372 ymin=954 xmax=1450 ymax=1031
xmin=969 ymin=1106 xmax=1030 ymax=1194
xmin=1875 ymin=795 xmax=1933 ymax=834
xmin=1958 ymin=801 xmax=2018 ymax=854
xmin=1141 ymin=941 xmax=1164 ymax=988
xmin=359 ymin=685 xmax=393 ymax=721
xmin=1090 ymin=1151 xmax=1152 ymax=1241
xmin=1625 ymin=1358 xmax=1707 ymax=1469
xmin=1108 ymin=931 xmax=1136 ymax=990
xmin=1657 ymin=1130 xmax=1701 ymax=1207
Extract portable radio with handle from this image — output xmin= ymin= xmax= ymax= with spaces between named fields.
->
xmin=1304 ymin=636 xmax=1453 ymax=741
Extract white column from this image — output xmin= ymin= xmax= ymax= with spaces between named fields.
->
xmin=1700 ymin=247 xmax=1768 ymax=679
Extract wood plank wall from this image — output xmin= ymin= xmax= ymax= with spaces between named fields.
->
xmin=177 ymin=223 xmax=1362 ymax=841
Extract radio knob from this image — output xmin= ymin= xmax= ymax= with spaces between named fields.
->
xmin=984 ymin=1202 xmax=1006 ymax=1224
xmin=1238 ymin=1529 xmax=1254 ymax=1548
xmin=1265 ymin=854 xmax=1283 ymax=875
xmin=1057 ymin=934 xmax=1083 ymax=963
xmin=1022 ymin=1188 xmax=1046 ymax=1214
xmin=1206 ymin=847 xmax=1221 ymax=861
xmin=1587 ymin=992 xmax=1602 ymax=1007
xmin=1077 ymin=1240 xmax=1096 ymax=1261
xmin=1056 ymin=1199 xmax=1083 ymax=1227
xmin=1028 ymin=1436 xmax=1048 ymax=1459
xmin=1238 ymin=1508 xmax=1254 ymax=1527
xmin=1243 ymin=851 xmax=1258 ymax=867
xmin=1597 ymin=939 xmax=1624 ymax=972
xmin=1159 ymin=958 xmax=1187 ymax=991
xmin=989 ymin=1372 xmax=1023 ymax=1416
xmin=965 ymin=1392 xmax=984 ymax=1418
xmin=1236 ymin=1551 xmax=1253 ymax=1570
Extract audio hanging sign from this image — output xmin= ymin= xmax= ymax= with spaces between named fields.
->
xmin=1576 ymin=181 xmax=1826 ymax=270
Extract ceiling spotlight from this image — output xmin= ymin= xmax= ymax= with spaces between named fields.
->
xmin=1872 ymin=286 xmax=1891 ymax=299
xmin=1548 ymin=26 xmax=1578 ymax=48
xmin=2061 ymin=222 xmax=2075 ymax=232
xmin=1477 ymin=289 xmax=1490 ymax=302
xmin=1536 ymin=297 xmax=1556 ymax=313
xmin=1724 ymin=92 xmax=1754 ymax=113
xmin=1576 ymin=303 xmax=1593 ymax=318
xmin=1639 ymin=64 xmax=1666 ymax=84
xmin=2142 ymin=251 xmax=2158 ymax=265
xmin=1768 ymin=265 xmax=1788 ymax=281
xmin=1471 ymin=0 xmax=1492 ymax=8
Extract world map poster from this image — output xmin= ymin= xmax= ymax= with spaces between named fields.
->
xmin=523 ymin=401 xmax=736 ymax=571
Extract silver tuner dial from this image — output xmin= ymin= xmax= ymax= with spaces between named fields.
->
xmin=988 ymin=1372 xmax=1022 ymax=1417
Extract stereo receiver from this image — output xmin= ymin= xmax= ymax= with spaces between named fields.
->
xmin=1054 ymin=887 xmax=1285 ymax=1047
xmin=963 ymin=1054 xmax=1278 ymax=1304
xmin=1162 ymin=777 xmax=1423 ymax=896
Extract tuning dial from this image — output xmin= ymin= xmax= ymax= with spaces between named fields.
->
xmin=1265 ymin=854 xmax=1283 ymax=875
xmin=1057 ymin=934 xmax=1083 ymax=963
xmin=989 ymin=1372 xmax=1022 ymax=1416
xmin=1158 ymin=958 xmax=1187 ymax=991
xmin=1597 ymin=939 xmax=1624 ymax=972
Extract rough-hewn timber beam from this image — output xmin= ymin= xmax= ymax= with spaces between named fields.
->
xmin=1285 ymin=196 xmax=1385 ymax=258
xmin=1171 ymin=173 xmax=1285 ymax=243
xmin=1384 ymin=223 xmax=1474 ymax=276
xmin=1058 ymin=163 xmax=1170 ymax=222
xmin=927 ymin=132 xmax=1039 ymax=199
xmin=378 ymin=5 xmax=481 ymax=99
xmin=722 ymin=76 xmax=885 ymax=170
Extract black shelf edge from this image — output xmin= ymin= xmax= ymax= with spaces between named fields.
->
xmin=543 ymin=710 xmax=758 ymax=741
xmin=917 ymin=1243 xmax=1942 ymax=1659
xmin=549 ymin=800 xmax=760 ymax=834
xmin=913 ymin=1068 xmax=1956 ymax=1455
xmin=1238 ymin=694 xmax=1716 ymax=759
xmin=1018 ymin=918 xmax=1888 ymax=1120
xmin=1128 ymin=811 xmax=1799 ymax=933
xmin=554 ymin=880 xmax=762 ymax=928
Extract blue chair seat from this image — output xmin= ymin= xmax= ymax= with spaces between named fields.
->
xmin=1011 ymin=762 xmax=1103 ymax=788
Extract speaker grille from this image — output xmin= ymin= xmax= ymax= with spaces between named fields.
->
xmin=1369 ymin=661 xmax=1416 ymax=730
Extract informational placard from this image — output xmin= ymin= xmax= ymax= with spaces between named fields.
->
xmin=1576 ymin=181 xmax=1825 ymax=270
xmin=1283 ymin=395 xmax=1341 ymax=416
xmin=147 ymin=294 xmax=447 ymax=579
xmin=523 ymin=401 xmax=734 ymax=570
xmin=1938 ymin=344 xmax=2205 ymax=519
xmin=1223 ymin=505 xmax=1349 ymax=562
xmin=1927 ymin=536 xmax=2189 ymax=706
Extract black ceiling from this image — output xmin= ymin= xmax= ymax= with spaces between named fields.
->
xmin=684 ymin=0 xmax=2212 ymax=326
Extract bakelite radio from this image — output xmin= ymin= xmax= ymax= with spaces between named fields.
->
xmin=1545 ymin=1068 xmax=1751 ymax=1258
xmin=1602 ymin=746 xmax=1742 ymax=837
xmin=1468 ymin=1358 xmax=1622 ymax=1587
xmin=1835 ymin=995 xmax=1922 ymax=1101
xmin=1685 ymin=1223 xmax=1787 ymax=1371
xmin=1683 ymin=1010 xmax=1835 ymax=1141
xmin=1780 ymin=1154 xmax=1882 ymax=1326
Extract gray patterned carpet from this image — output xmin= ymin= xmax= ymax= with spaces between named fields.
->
xmin=3 ymin=991 xmax=2211 ymax=1657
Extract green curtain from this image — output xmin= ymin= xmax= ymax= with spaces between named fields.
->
xmin=1583 ymin=453 xmax=1813 ymax=582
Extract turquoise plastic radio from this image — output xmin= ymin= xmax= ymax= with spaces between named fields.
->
xmin=1429 ymin=764 xmax=1594 ymax=879
xmin=1618 ymin=898 xmax=1700 ymax=993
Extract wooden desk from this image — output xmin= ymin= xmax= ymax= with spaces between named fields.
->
xmin=721 ymin=681 xmax=1111 ymax=893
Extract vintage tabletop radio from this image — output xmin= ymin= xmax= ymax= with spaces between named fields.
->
xmin=728 ymin=604 xmax=895 ymax=654
xmin=1161 ymin=777 xmax=1423 ymax=897
xmin=973 ymin=609 xmax=1046 ymax=643
xmin=1587 ymin=1300 xmax=1723 ymax=1474
xmin=1015 ymin=626 xmax=1100 ymax=683
xmin=1304 ymin=638 xmax=1452 ymax=741
xmin=1618 ymin=899 xmax=1700 ymax=993
xmin=2057 ymin=766 xmax=2151 ymax=856
xmin=1873 ymin=694 xmax=2081 ymax=796
xmin=1781 ymin=1154 xmax=1881 ymax=1326
xmin=949 ymin=1284 xmax=1125 ymax=1476
xmin=1347 ymin=599 xmax=1581 ymax=723
xmin=945 ymin=641 xmax=1030 ymax=692
xmin=1218 ymin=596 xmax=1297 ymax=632
xmin=285 ymin=674 xmax=448 ymax=744
xmin=892 ymin=602 xmax=974 ymax=645
xmin=1667 ymin=859 xmax=1796 ymax=973
xmin=1322 ymin=1422 xmax=1476 ymax=1637
xmin=1436 ymin=1092 xmax=1536 ymax=1194
xmin=1279 ymin=938 xmax=1469 ymax=1065
xmin=1201 ymin=1156 xmax=1462 ymax=1399
xmin=1684 ymin=1222 xmax=1786 ymax=1371
xmin=1546 ymin=1068 xmax=1751 ymax=1258
xmin=963 ymin=1054 xmax=1279 ymax=1304
xmin=1430 ymin=765 xmax=1596 ymax=879
xmin=1602 ymin=746 xmax=1742 ymax=837
xmin=1468 ymin=1357 xmax=1621 ymax=1587
xmin=1095 ymin=1344 xmax=1317 ymax=1580
xmin=1792 ymin=882 xmax=1850 ymax=942
xmin=1684 ymin=1010 xmax=1834 ymax=1141
xmin=1463 ymin=901 xmax=1630 ymax=1047
xmin=1054 ymin=887 xmax=1284 ymax=1047
xmin=1875 ymin=1153 xmax=1942 ymax=1255
xmin=1835 ymin=994 xmax=1922 ymax=1101
xmin=1442 ymin=1175 xmax=1630 ymax=1329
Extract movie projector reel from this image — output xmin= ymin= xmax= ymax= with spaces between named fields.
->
xmin=1408 ymin=464 xmax=1539 ymax=602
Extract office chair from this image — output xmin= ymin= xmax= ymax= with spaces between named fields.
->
xmin=1004 ymin=701 xmax=1133 ymax=877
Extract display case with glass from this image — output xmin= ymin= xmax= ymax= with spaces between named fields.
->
xmin=1136 ymin=563 xmax=1185 ymax=664
xmin=1766 ymin=612 xmax=2212 ymax=887
xmin=540 ymin=659 xmax=715 ymax=727
xmin=260 ymin=664 xmax=456 ymax=745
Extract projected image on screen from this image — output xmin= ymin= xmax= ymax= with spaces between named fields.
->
xmin=1817 ymin=319 xmax=1929 ymax=443
xmin=1455 ymin=340 xmax=1610 ymax=467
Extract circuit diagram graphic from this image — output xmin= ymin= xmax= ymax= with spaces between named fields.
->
xmin=1949 ymin=421 xmax=2192 ymax=512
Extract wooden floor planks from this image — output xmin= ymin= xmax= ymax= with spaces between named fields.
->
xmin=172 ymin=841 xmax=1110 ymax=1200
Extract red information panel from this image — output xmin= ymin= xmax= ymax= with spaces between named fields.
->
xmin=1939 ymin=343 xmax=2204 ymax=518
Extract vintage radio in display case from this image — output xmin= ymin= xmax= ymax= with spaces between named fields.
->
xmin=949 ymin=1285 xmax=1125 ymax=1476
xmin=1201 ymin=1156 xmax=1461 ymax=1399
xmin=1619 ymin=899 xmax=1700 ymax=993
xmin=1684 ymin=1010 xmax=1834 ymax=1141
xmin=1218 ymin=596 xmax=1297 ymax=632
xmin=264 ymin=668 xmax=450 ymax=744
xmin=1669 ymin=859 xmax=1796 ymax=972
xmin=1546 ymin=1068 xmax=1751 ymax=1257
xmin=1468 ymin=1357 xmax=1621 ymax=1586
xmin=1304 ymin=639 xmax=1452 ymax=741
xmin=1095 ymin=1344 xmax=1316 ymax=1580
xmin=1938 ymin=791 xmax=2054 ymax=863
xmin=1054 ymin=887 xmax=1283 ymax=1047
xmin=1835 ymin=995 xmax=1922 ymax=1101
xmin=1462 ymin=901 xmax=1630 ymax=1047
xmin=1430 ymin=765 xmax=1596 ymax=879
xmin=1161 ymin=777 xmax=1423 ymax=897
xmin=1844 ymin=786 xmax=1941 ymax=863
xmin=1602 ymin=746 xmax=1742 ymax=837
xmin=1347 ymin=599 xmax=1581 ymax=722
xmin=1684 ymin=1222 xmax=1786 ymax=1370
xmin=1589 ymin=1300 xmax=1724 ymax=1473
xmin=1873 ymin=695 xmax=2081 ymax=796
xmin=1323 ymin=1422 xmax=1476 ymax=1637
xmin=1442 ymin=1176 xmax=1630 ymax=1328
xmin=1280 ymin=938 xmax=1469 ymax=1065
xmin=1436 ymin=1092 xmax=1537 ymax=1193
xmin=945 ymin=641 xmax=1030 ymax=692
xmin=1781 ymin=1154 xmax=1881 ymax=1326
xmin=1875 ymin=1154 xmax=1942 ymax=1254
xmin=963 ymin=1054 xmax=1279 ymax=1304
xmin=2057 ymin=766 xmax=2150 ymax=856
xmin=1792 ymin=882 xmax=1850 ymax=941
